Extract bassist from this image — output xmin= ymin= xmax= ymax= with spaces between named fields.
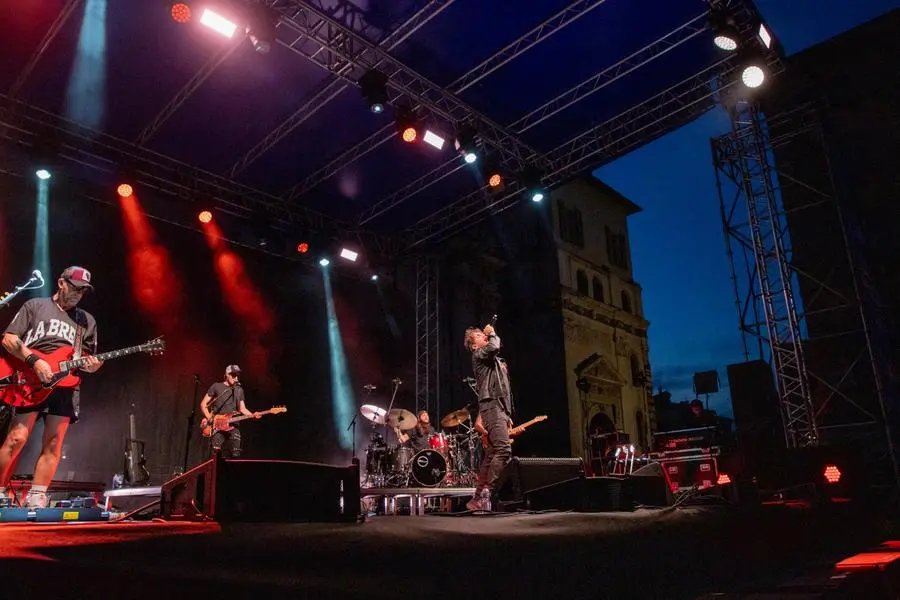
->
xmin=0 ymin=266 xmax=103 ymax=508
xmin=199 ymin=365 xmax=259 ymax=458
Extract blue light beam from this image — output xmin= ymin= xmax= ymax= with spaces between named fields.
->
xmin=32 ymin=179 xmax=51 ymax=297
xmin=322 ymin=268 xmax=354 ymax=450
xmin=65 ymin=0 xmax=107 ymax=129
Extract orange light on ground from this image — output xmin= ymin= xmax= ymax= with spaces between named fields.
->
xmin=117 ymin=183 xmax=133 ymax=198
xmin=198 ymin=210 xmax=213 ymax=223
xmin=488 ymin=173 xmax=502 ymax=187
xmin=171 ymin=2 xmax=191 ymax=23
xmin=824 ymin=465 xmax=842 ymax=484
xmin=297 ymin=242 xmax=309 ymax=254
xmin=401 ymin=127 xmax=417 ymax=143
xmin=717 ymin=473 xmax=732 ymax=485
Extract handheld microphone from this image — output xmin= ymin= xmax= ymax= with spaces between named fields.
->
xmin=392 ymin=378 xmax=403 ymax=385
xmin=32 ymin=270 xmax=44 ymax=285
xmin=490 ymin=314 xmax=497 ymax=326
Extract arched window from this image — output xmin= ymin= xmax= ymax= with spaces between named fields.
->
xmin=630 ymin=354 xmax=642 ymax=387
xmin=621 ymin=290 xmax=632 ymax=313
xmin=576 ymin=269 xmax=588 ymax=295
xmin=592 ymin=277 xmax=604 ymax=302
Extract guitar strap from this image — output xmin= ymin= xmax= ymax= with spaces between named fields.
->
xmin=72 ymin=309 xmax=86 ymax=360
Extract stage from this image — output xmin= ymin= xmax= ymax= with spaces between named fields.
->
xmin=0 ymin=502 xmax=894 ymax=599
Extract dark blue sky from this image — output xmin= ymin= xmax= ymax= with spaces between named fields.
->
xmin=594 ymin=0 xmax=899 ymax=416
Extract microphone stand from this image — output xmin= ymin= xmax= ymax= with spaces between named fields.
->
xmin=0 ymin=272 xmax=45 ymax=309
xmin=182 ymin=373 xmax=200 ymax=473
xmin=384 ymin=379 xmax=401 ymax=442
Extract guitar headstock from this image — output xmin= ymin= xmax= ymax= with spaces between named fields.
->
xmin=141 ymin=336 xmax=166 ymax=356
xmin=269 ymin=406 xmax=288 ymax=414
xmin=535 ymin=415 xmax=548 ymax=422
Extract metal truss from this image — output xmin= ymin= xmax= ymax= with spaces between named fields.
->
xmin=712 ymin=102 xmax=817 ymax=448
xmin=357 ymin=10 xmax=709 ymax=226
xmin=297 ymin=0 xmax=605 ymax=209
xmin=406 ymin=58 xmax=741 ymax=248
xmin=229 ymin=0 xmax=456 ymax=178
xmin=0 ymin=93 xmax=388 ymax=248
xmin=135 ymin=39 xmax=243 ymax=146
xmin=415 ymin=256 xmax=440 ymax=416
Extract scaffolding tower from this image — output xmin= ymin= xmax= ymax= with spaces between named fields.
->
xmin=713 ymin=101 xmax=896 ymax=476
xmin=415 ymin=256 xmax=440 ymax=418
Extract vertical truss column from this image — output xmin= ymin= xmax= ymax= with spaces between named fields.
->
xmin=713 ymin=101 xmax=817 ymax=448
xmin=415 ymin=256 xmax=440 ymax=417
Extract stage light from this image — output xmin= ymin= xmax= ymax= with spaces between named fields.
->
xmin=455 ymin=126 xmax=479 ymax=163
xmin=117 ymin=183 xmax=134 ymax=198
xmin=717 ymin=473 xmax=732 ymax=485
xmin=319 ymin=258 xmax=330 ymax=267
xmin=339 ymin=248 xmax=359 ymax=262
xmin=521 ymin=166 xmax=545 ymax=202
xmin=488 ymin=172 xmax=502 ymax=188
xmin=198 ymin=210 xmax=213 ymax=223
xmin=170 ymin=2 xmax=192 ymax=23
xmin=824 ymin=465 xmax=842 ymax=484
xmin=758 ymin=23 xmax=773 ymax=49
xmin=423 ymin=129 xmax=446 ymax=150
xmin=246 ymin=5 xmax=277 ymax=54
xmin=359 ymin=70 xmax=388 ymax=114
xmin=370 ymin=274 xmax=379 ymax=281
xmin=199 ymin=8 xmax=237 ymax=38
xmin=297 ymin=242 xmax=309 ymax=254
xmin=395 ymin=108 xmax=418 ymax=143
xmin=710 ymin=9 xmax=739 ymax=52
xmin=741 ymin=64 xmax=766 ymax=88
xmin=35 ymin=169 xmax=51 ymax=180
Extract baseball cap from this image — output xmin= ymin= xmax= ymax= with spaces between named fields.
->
xmin=225 ymin=365 xmax=241 ymax=375
xmin=61 ymin=266 xmax=93 ymax=290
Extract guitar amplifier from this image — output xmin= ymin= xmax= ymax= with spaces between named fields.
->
xmin=496 ymin=457 xmax=585 ymax=511
xmin=659 ymin=455 xmax=719 ymax=491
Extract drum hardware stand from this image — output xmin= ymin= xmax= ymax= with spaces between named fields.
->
xmin=0 ymin=269 xmax=45 ymax=310
xmin=179 ymin=373 xmax=200 ymax=475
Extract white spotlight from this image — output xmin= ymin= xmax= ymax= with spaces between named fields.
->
xmin=339 ymin=248 xmax=359 ymax=262
xmin=370 ymin=274 xmax=379 ymax=281
xmin=423 ymin=130 xmax=446 ymax=150
xmin=742 ymin=65 xmax=766 ymax=88
xmin=319 ymin=258 xmax=330 ymax=267
xmin=531 ymin=191 xmax=545 ymax=203
xmin=463 ymin=152 xmax=477 ymax=164
xmin=35 ymin=169 xmax=51 ymax=180
xmin=713 ymin=34 xmax=738 ymax=51
xmin=200 ymin=8 xmax=238 ymax=38
xmin=758 ymin=23 xmax=773 ymax=49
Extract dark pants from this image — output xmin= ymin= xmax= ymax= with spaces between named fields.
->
xmin=477 ymin=399 xmax=511 ymax=492
xmin=210 ymin=427 xmax=242 ymax=458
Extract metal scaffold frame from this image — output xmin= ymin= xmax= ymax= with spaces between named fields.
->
xmin=713 ymin=101 xmax=817 ymax=448
xmin=415 ymin=256 xmax=440 ymax=417
xmin=713 ymin=101 xmax=896 ymax=470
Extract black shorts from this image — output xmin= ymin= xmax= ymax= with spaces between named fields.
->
xmin=14 ymin=387 xmax=79 ymax=423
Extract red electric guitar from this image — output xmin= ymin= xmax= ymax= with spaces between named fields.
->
xmin=0 ymin=336 xmax=166 ymax=407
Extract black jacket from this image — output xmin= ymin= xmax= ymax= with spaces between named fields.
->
xmin=471 ymin=334 xmax=512 ymax=410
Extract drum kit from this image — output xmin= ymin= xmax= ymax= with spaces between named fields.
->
xmin=359 ymin=403 xmax=482 ymax=488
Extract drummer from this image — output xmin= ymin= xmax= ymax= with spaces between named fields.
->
xmin=395 ymin=410 xmax=434 ymax=452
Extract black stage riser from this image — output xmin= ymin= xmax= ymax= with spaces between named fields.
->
xmin=159 ymin=456 xmax=360 ymax=523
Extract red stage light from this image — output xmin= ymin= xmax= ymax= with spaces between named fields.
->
xmin=297 ymin=242 xmax=309 ymax=254
xmin=117 ymin=183 xmax=134 ymax=198
xmin=198 ymin=210 xmax=213 ymax=224
xmin=401 ymin=126 xmax=417 ymax=143
xmin=824 ymin=464 xmax=842 ymax=484
xmin=488 ymin=173 xmax=502 ymax=187
xmin=716 ymin=473 xmax=732 ymax=485
xmin=171 ymin=2 xmax=192 ymax=23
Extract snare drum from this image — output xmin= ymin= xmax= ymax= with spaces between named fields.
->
xmin=428 ymin=433 xmax=449 ymax=456
xmin=411 ymin=449 xmax=448 ymax=487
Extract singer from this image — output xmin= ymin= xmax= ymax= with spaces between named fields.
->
xmin=0 ymin=266 xmax=103 ymax=508
xmin=463 ymin=320 xmax=513 ymax=512
xmin=199 ymin=365 xmax=260 ymax=458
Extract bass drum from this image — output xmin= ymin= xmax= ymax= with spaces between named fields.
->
xmin=411 ymin=449 xmax=447 ymax=487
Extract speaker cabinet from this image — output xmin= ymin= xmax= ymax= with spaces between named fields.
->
xmin=496 ymin=457 xmax=585 ymax=512
xmin=727 ymin=360 xmax=786 ymax=480
xmin=160 ymin=456 xmax=360 ymax=523
xmin=524 ymin=476 xmax=629 ymax=512
xmin=627 ymin=462 xmax=674 ymax=508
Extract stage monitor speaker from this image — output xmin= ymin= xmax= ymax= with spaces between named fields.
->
xmin=496 ymin=457 xmax=585 ymax=512
xmin=727 ymin=360 xmax=785 ymax=480
xmin=627 ymin=462 xmax=674 ymax=507
xmin=693 ymin=370 xmax=719 ymax=395
xmin=524 ymin=476 xmax=631 ymax=512
xmin=160 ymin=456 xmax=360 ymax=523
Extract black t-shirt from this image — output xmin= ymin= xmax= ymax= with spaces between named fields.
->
xmin=407 ymin=425 xmax=433 ymax=452
xmin=206 ymin=382 xmax=245 ymax=417
xmin=5 ymin=297 xmax=98 ymax=356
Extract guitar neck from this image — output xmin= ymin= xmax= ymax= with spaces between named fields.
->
xmin=66 ymin=344 xmax=150 ymax=369
xmin=517 ymin=416 xmax=546 ymax=431
xmin=227 ymin=409 xmax=275 ymax=424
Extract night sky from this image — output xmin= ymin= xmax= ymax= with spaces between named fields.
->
xmin=594 ymin=0 xmax=899 ymax=417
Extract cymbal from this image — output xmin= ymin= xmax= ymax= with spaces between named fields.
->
xmin=360 ymin=404 xmax=387 ymax=425
xmin=441 ymin=408 xmax=470 ymax=428
xmin=387 ymin=408 xmax=418 ymax=430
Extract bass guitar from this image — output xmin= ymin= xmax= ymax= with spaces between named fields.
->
xmin=200 ymin=405 xmax=287 ymax=437
xmin=0 ymin=337 xmax=166 ymax=407
xmin=482 ymin=415 xmax=548 ymax=449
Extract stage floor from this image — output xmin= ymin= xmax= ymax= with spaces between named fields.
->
xmin=0 ymin=503 xmax=891 ymax=599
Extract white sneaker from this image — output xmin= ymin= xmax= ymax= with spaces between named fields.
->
xmin=25 ymin=490 xmax=48 ymax=509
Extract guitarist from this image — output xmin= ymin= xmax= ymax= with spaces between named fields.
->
xmin=0 ymin=266 xmax=103 ymax=508
xmin=463 ymin=323 xmax=513 ymax=512
xmin=199 ymin=365 xmax=260 ymax=458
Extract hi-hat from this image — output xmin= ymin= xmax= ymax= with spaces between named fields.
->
xmin=441 ymin=408 xmax=470 ymax=428
xmin=387 ymin=408 xmax=418 ymax=430
xmin=360 ymin=404 xmax=387 ymax=424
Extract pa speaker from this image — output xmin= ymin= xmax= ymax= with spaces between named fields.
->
xmin=496 ymin=457 xmax=585 ymax=512
xmin=627 ymin=462 xmax=674 ymax=507
xmin=160 ymin=456 xmax=360 ymax=523
xmin=524 ymin=476 xmax=631 ymax=512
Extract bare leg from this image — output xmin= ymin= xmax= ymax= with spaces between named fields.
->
xmin=32 ymin=414 xmax=70 ymax=487
xmin=0 ymin=412 xmax=39 ymax=486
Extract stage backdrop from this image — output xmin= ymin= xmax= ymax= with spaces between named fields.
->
xmin=0 ymin=174 xmax=415 ymax=484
